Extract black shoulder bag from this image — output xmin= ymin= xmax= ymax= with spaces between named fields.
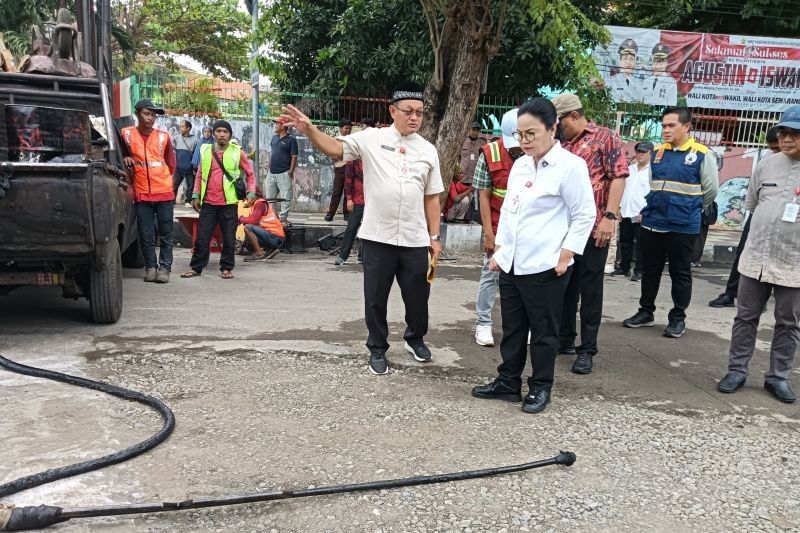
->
xmin=211 ymin=148 xmax=247 ymax=200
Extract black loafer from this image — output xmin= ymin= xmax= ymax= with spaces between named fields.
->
xmin=521 ymin=388 xmax=551 ymax=414
xmin=572 ymin=353 xmax=593 ymax=375
xmin=557 ymin=347 xmax=577 ymax=356
xmin=471 ymin=380 xmax=521 ymax=402
xmin=717 ymin=372 xmax=746 ymax=393
xmin=404 ymin=341 xmax=432 ymax=362
xmin=764 ymin=381 xmax=796 ymax=403
xmin=709 ymin=293 xmax=735 ymax=308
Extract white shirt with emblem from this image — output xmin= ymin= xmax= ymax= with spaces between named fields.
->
xmin=493 ymin=142 xmax=596 ymax=275
xmin=341 ymin=125 xmax=444 ymax=247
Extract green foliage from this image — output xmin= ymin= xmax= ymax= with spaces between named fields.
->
xmin=119 ymin=0 xmax=250 ymax=79
xmin=0 ymin=0 xmax=61 ymax=59
xmin=259 ymin=0 xmax=610 ymax=99
xmin=162 ymin=77 xmax=219 ymax=114
xmin=607 ymin=0 xmax=799 ymax=38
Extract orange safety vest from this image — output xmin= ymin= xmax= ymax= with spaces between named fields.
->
xmin=480 ymin=139 xmax=514 ymax=234
xmin=121 ymin=126 xmax=173 ymax=196
xmin=256 ymin=199 xmax=285 ymax=238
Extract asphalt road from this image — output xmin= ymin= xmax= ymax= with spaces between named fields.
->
xmin=1 ymin=249 xmax=798 ymax=531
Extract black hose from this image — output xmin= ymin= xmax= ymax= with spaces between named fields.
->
xmin=0 ymin=354 xmax=175 ymax=499
xmin=0 ymin=355 xmax=576 ymax=531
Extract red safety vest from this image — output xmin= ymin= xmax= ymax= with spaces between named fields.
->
xmin=480 ymin=139 xmax=514 ymax=234
xmin=121 ymin=126 xmax=173 ymax=197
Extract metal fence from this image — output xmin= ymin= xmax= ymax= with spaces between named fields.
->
xmin=130 ymin=75 xmax=775 ymax=148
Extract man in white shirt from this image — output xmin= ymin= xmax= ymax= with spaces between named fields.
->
xmin=610 ymin=141 xmax=653 ymax=281
xmin=278 ymin=83 xmax=444 ymax=375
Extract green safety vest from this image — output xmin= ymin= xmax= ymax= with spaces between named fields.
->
xmin=199 ymin=143 xmax=242 ymax=205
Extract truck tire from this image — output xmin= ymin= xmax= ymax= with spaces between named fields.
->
xmin=90 ymin=239 xmax=123 ymax=324
xmin=121 ymin=237 xmax=145 ymax=268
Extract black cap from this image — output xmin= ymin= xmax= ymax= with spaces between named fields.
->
xmin=470 ymin=122 xmax=482 ymax=130
xmin=212 ymin=120 xmax=233 ymax=135
xmin=635 ymin=141 xmax=654 ymax=152
xmin=134 ymin=98 xmax=165 ymax=115
xmin=618 ymin=38 xmax=638 ymax=55
xmin=652 ymin=43 xmax=670 ymax=59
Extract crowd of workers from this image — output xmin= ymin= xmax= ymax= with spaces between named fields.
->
xmin=121 ymin=87 xmax=800 ymax=412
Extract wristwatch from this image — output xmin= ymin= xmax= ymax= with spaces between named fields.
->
xmin=603 ymin=211 xmax=618 ymax=220
xmin=430 ymin=235 xmax=441 ymax=241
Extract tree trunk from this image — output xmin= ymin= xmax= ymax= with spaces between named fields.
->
xmin=419 ymin=4 xmax=501 ymax=197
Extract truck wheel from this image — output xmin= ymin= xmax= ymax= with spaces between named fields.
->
xmin=90 ymin=239 xmax=123 ymax=324
xmin=121 ymin=237 xmax=145 ymax=268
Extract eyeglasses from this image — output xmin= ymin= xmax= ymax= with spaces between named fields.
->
xmin=776 ymin=128 xmax=800 ymax=138
xmin=558 ymin=112 xmax=573 ymax=122
xmin=512 ymin=129 xmax=539 ymax=142
xmin=393 ymin=105 xmax=425 ymax=118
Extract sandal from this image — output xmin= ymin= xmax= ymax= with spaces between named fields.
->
xmin=243 ymin=253 xmax=267 ymax=262
xmin=180 ymin=269 xmax=201 ymax=278
xmin=220 ymin=270 xmax=234 ymax=279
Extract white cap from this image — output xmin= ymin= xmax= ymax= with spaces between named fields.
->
xmin=500 ymin=108 xmax=519 ymax=149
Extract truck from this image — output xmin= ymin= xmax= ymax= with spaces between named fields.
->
xmin=0 ymin=0 xmax=141 ymax=323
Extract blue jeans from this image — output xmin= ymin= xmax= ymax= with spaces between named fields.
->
xmin=134 ymin=201 xmax=174 ymax=271
xmin=476 ymin=255 xmax=500 ymax=326
xmin=245 ymin=224 xmax=284 ymax=250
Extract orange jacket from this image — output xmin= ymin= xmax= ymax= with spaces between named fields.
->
xmin=122 ymin=126 xmax=173 ymax=198
xmin=240 ymin=199 xmax=285 ymax=238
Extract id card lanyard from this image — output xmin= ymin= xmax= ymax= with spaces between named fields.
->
xmin=782 ymin=186 xmax=800 ymax=223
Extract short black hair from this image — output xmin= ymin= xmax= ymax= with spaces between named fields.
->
xmin=361 ymin=117 xmax=376 ymax=127
xmin=338 ymin=118 xmax=352 ymax=128
xmin=517 ymin=97 xmax=558 ymax=130
xmin=766 ymin=126 xmax=779 ymax=144
xmin=180 ymin=119 xmax=192 ymax=130
xmin=663 ymin=107 xmax=692 ymax=125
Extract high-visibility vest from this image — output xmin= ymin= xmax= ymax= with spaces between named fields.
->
xmin=199 ymin=143 xmax=242 ymax=205
xmin=480 ymin=139 xmax=514 ymax=234
xmin=121 ymin=126 xmax=173 ymax=196
xmin=641 ymin=137 xmax=709 ymax=234
xmin=254 ymin=199 xmax=285 ymax=238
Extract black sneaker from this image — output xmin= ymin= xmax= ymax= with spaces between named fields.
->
xmin=709 ymin=293 xmax=735 ymax=308
xmin=557 ymin=347 xmax=577 ymax=356
xmin=623 ymin=311 xmax=655 ymax=328
xmin=369 ymin=352 xmax=389 ymax=375
xmin=521 ymin=388 xmax=551 ymax=414
xmin=609 ymin=268 xmax=630 ymax=277
xmin=630 ymin=272 xmax=643 ymax=282
xmin=663 ymin=319 xmax=686 ymax=338
xmin=571 ymin=353 xmax=593 ymax=375
xmin=404 ymin=341 xmax=432 ymax=362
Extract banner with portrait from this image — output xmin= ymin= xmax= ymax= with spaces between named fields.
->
xmin=592 ymin=26 xmax=800 ymax=111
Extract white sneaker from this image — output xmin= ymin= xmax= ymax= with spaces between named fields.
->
xmin=475 ymin=325 xmax=495 ymax=346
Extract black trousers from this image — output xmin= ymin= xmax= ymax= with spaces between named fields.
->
xmin=326 ymin=166 xmax=350 ymax=218
xmin=559 ymin=236 xmax=609 ymax=356
xmin=189 ymin=203 xmax=238 ymax=273
xmin=638 ymin=228 xmax=697 ymax=321
xmin=362 ymin=239 xmax=430 ymax=355
xmin=498 ymin=266 xmax=572 ymax=391
xmin=724 ymin=215 xmax=752 ymax=299
xmin=173 ymin=170 xmax=195 ymax=204
xmin=338 ymin=204 xmax=364 ymax=261
xmin=618 ymin=218 xmax=642 ymax=274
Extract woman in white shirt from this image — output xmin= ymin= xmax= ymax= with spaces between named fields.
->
xmin=471 ymin=98 xmax=596 ymax=414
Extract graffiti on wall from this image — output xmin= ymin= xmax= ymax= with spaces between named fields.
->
xmin=152 ymin=115 xmax=343 ymax=213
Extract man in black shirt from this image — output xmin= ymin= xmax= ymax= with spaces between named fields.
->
xmin=267 ymin=120 xmax=299 ymax=224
